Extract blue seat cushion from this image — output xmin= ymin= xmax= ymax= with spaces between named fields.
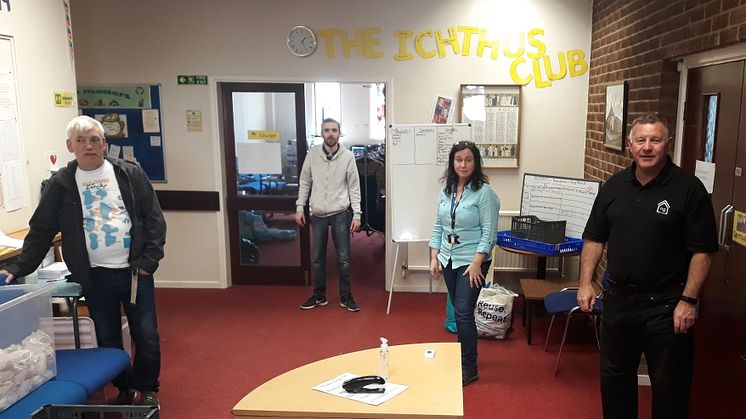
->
xmin=55 ymin=348 xmax=130 ymax=395
xmin=0 ymin=380 xmax=87 ymax=419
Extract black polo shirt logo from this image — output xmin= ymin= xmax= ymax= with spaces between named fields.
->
xmin=656 ymin=200 xmax=670 ymax=215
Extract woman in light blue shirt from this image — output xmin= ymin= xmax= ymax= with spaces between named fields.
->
xmin=429 ymin=141 xmax=499 ymax=386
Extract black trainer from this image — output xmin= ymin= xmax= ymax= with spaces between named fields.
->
xmin=300 ymin=296 xmax=328 ymax=309
xmin=340 ymin=296 xmax=360 ymax=312
xmin=462 ymin=371 xmax=480 ymax=386
xmin=113 ymin=389 xmax=135 ymax=405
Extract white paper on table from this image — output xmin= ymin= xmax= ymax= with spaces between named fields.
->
xmin=694 ymin=160 xmax=716 ymax=194
xmin=142 ymin=109 xmax=160 ymax=133
xmin=0 ymin=229 xmax=24 ymax=248
xmin=312 ymin=372 xmax=408 ymax=406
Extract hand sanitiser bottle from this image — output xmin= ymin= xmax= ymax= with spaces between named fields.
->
xmin=379 ymin=337 xmax=389 ymax=379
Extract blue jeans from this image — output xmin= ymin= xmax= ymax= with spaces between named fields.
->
xmin=87 ymin=267 xmax=161 ymax=392
xmin=441 ymin=260 xmax=489 ymax=375
xmin=310 ymin=210 xmax=352 ymax=299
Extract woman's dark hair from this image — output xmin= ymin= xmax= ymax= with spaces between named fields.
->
xmin=441 ymin=141 xmax=488 ymax=195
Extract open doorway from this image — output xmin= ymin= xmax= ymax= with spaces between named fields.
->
xmin=220 ymin=81 xmax=387 ymax=286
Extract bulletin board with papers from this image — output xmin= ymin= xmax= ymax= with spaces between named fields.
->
xmin=78 ymin=84 xmax=166 ymax=182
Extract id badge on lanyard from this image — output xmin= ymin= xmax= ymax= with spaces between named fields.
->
xmin=449 ymin=193 xmax=461 ymax=245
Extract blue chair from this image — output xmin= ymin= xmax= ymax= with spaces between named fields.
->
xmin=543 ymin=274 xmax=606 ymax=376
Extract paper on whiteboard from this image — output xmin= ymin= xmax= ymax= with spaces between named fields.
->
xmin=237 ymin=142 xmax=281 ymax=174
xmin=312 ymin=372 xmax=408 ymax=406
xmin=414 ymin=126 xmax=437 ymax=165
xmin=389 ymin=126 xmax=415 ymax=165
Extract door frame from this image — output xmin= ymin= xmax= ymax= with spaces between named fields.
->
xmin=219 ymin=81 xmax=310 ymax=285
xmin=209 ymin=76 xmax=394 ymax=287
xmin=674 ymin=43 xmax=746 ymax=165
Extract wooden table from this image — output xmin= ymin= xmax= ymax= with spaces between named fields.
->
xmin=498 ymin=245 xmax=580 ymax=279
xmin=232 ymin=342 xmax=463 ymax=418
xmin=519 ymin=278 xmax=579 ymax=345
xmin=0 ymin=229 xmax=61 ymax=263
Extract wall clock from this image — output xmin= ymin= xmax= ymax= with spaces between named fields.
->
xmin=287 ymin=25 xmax=317 ymax=57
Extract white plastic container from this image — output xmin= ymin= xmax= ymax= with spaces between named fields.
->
xmin=0 ymin=283 xmax=57 ymax=412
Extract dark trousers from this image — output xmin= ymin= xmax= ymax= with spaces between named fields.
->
xmin=310 ymin=210 xmax=353 ymax=299
xmin=87 ymin=267 xmax=161 ymax=392
xmin=441 ymin=259 xmax=489 ymax=376
xmin=600 ymin=288 xmax=693 ymax=419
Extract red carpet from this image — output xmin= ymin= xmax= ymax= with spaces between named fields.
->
xmin=153 ymin=233 xmax=652 ymax=418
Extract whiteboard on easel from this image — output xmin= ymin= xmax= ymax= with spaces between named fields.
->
xmin=389 ymin=123 xmax=472 ymax=242
xmin=519 ymin=173 xmax=602 ymax=239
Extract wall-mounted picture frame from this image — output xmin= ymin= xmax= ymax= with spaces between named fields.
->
xmin=604 ymin=81 xmax=628 ymax=151
xmin=458 ymin=84 xmax=521 ymax=168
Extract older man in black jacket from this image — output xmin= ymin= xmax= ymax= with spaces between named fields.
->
xmin=2 ymin=115 xmax=166 ymax=406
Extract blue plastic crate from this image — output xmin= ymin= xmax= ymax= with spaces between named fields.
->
xmin=496 ymin=230 xmax=583 ymax=255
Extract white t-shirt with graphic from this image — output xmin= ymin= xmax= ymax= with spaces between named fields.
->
xmin=75 ymin=160 xmax=131 ymax=268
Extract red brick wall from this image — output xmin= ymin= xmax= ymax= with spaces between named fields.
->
xmin=586 ymin=0 xmax=746 ymax=182
xmin=586 ymin=0 xmax=746 ymax=274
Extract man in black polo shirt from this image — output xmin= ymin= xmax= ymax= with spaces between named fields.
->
xmin=578 ymin=113 xmax=718 ymax=418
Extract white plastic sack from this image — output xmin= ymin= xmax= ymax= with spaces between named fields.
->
xmin=474 ymin=284 xmax=518 ymax=340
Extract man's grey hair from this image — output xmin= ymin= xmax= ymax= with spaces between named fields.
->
xmin=66 ymin=115 xmax=105 ymax=139
xmin=628 ymin=113 xmax=670 ymax=139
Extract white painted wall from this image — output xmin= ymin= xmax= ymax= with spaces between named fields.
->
xmin=0 ymin=0 xmax=78 ymax=233
xmin=68 ymin=0 xmax=592 ymax=289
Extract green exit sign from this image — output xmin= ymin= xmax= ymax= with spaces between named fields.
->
xmin=177 ymin=75 xmax=208 ymax=85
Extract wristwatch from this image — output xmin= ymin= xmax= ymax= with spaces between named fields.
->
xmin=679 ymin=295 xmax=698 ymax=305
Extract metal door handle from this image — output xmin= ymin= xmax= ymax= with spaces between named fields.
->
xmin=718 ymin=204 xmax=734 ymax=250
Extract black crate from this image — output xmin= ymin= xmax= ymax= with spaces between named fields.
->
xmin=510 ymin=215 xmax=566 ymax=244
xmin=30 ymin=404 xmax=159 ymax=419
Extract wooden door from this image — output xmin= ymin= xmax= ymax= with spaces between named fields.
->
xmin=683 ymin=61 xmax=746 ymax=416
xmin=219 ymin=82 xmax=310 ymax=285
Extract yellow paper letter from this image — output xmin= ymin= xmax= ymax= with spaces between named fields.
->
xmin=476 ymin=29 xmax=499 ymax=60
xmin=317 ymin=29 xmax=343 ymax=59
xmin=567 ymin=49 xmax=589 ymax=77
xmin=394 ymin=31 xmax=414 ymax=61
xmin=363 ymin=28 xmax=384 ymax=58
xmin=542 ymin=52 xmax=567 ymax=80
xmin=527 ymin=28 xmax=546 ymax=59
xmin=415 ymin=30 xmax=436 ymax=59
xmin=434 ymin=27 xmax=460 ymax=58
xmin=457 ymin=26 xmax=479 ymax=56
xmin=510 ymin=58 xmax=532 ymax=85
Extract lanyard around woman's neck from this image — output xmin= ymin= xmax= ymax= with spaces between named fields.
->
xmin=450 ymin=188 xmax=463 ymax=235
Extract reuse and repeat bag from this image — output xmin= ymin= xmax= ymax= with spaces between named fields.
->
xmin=474 ymin=248 xmax=518 ymax=340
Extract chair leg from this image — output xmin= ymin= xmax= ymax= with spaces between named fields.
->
xmin=543 ymin=314 xmax=557 ymax=352
xmin=554 ymin=313 xmax=574 ymax=376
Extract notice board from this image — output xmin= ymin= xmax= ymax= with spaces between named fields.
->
xmin=520 ymin=173 xmax=602 ymax=239
xmin=389 ymin=123 xmax=471 ymax=241
xmin=78 ymin=84 xmax=166 ymax=182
